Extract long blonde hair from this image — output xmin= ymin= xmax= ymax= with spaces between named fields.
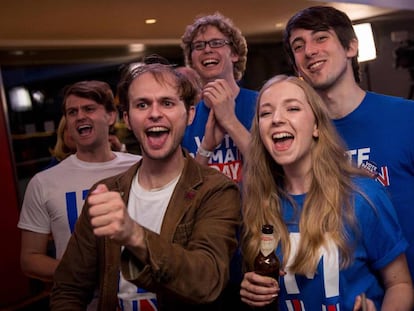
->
xmin=241 ymin=75 xmax=368 ymax=274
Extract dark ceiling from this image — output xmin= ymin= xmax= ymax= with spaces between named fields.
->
xmin=1 ymin=0 xmax=409 ymax=65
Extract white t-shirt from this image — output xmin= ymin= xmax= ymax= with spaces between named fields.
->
xmin=117 ymin=171 xmax=180 ymax=311
xmin=18 ymin=152 xmax=140 ymax=259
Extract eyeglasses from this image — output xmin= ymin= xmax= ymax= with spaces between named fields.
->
xmin=191 ymin=38 xmax=231 ymax=51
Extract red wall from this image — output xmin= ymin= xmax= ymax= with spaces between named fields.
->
xmin=0 ymin=77 xmax=31 ymax=307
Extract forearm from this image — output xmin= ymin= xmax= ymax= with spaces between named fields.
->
xmin=194 ymin=136 xmax=215 ymax=166
xmin=124 ymin=222 xmax=148 ymax=264
xmin=381 ymin=283 xmax=414 ymax=310
xmin=122 ymin=229 xmax=236 ymax=303
xmin=195 ymin=154 xmax=210 ymax=165
xmin=21 ymin=254 xmax=60 ymax=282
xmin=221 ymin=118 xmax=251 ymax=157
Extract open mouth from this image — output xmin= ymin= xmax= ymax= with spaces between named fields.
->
xmin=272 ymin=132 xmax=294 ymax=142
xmin=77 ymin=124 xmax=92 ymax=136
xmin=272 ymin=132 xmax=294 ymax=151
xmin=146 ymin=126 xmax=169 ymax=136
xmin=146 ymin=126 xmax=170 ymax=148
xmin=308 ymin=60 xmax=325 ymax=71
xmin=202 ymin=58 xmax=219 ymax=67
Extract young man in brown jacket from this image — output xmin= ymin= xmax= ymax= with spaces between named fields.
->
xmin=50 ymin=61 xmax=241 ymax=310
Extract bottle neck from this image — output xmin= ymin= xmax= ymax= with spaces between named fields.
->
xmin=260 ymin=233 xmax=276 ymax=257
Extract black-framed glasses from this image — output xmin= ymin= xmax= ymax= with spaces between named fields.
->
xmin=191 ymin=38 xmax=231 ymax=51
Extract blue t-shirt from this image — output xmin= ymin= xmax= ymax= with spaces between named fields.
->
xmin=182 ymin=87 xmax=257 ymax=182
xmin=333 ymin=91 xmax=414 ymax=279
xmin=277 ymin=177 xmax=408 ymax=310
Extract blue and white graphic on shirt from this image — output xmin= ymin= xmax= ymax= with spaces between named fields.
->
xmin=117 ymin=171 xmax=179 ymax=311
xmin=282 ymin=233 xmax=340 ymax=311
xmin=182 ymin=88 xmax=257 ymax=182
xmin=345 ymin=148 xmax=389 ymax=186
xmin=333 ymin=91 xmax=414 ymax=280
xmin=65 ymin=189 xmax=89 ymax=233
xmin=192 ymin=133 xmax=243 ymax=181
xmin=17 ymin=152 xmax=140 ymax=259
xmin=277 ymin=177 xmax=408 ymax=311
xmin=118 ymin=277 xmax=157 ymax=311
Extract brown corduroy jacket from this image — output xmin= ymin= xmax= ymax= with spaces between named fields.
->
xmin=50 ymin=150 xmax=241 ymax=311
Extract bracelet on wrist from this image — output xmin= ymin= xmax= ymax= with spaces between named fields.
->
xmin=197 ymin=145 xmax=213 ymax=158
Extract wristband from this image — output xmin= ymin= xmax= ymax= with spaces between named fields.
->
xmin=197 ymin=145 xmax=213 ymax=158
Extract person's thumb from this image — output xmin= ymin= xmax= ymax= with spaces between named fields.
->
xmin=92 ymin=183 xmax=108 ymax=194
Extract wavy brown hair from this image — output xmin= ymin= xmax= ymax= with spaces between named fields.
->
xmin=117 ymin=62 xmax=199 ymax=114
xmin=241 ymin=75 xmax=369 ymax=274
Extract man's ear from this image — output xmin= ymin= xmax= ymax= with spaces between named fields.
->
xmin=230 ymin=51 xmax=239 ymax=64
xmin=123 ymin=111 xmax=131 ymax=130
xmin=107 ymin=110 xmax=117 ymax=127
xmin=187 ymin=106 xmax=196 ymax=126
xmin=347 ymin=38 xmax=359 ymax=58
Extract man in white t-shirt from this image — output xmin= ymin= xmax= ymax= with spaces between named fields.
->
xmin=18 ymin=80 xmax=140 ymax=283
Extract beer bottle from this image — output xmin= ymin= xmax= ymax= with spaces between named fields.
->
xmin=254 ymin=224 xmax=280 ymax=310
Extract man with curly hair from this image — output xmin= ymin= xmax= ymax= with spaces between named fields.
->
xmin=181 ymin=13 xmax=257 ymax=183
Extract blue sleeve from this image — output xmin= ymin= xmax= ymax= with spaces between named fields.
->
xmin=354 ymin=178 xmax=408 ymax=270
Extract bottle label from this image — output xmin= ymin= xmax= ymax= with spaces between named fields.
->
xmin=260 ymin=234 xmax=276 ymax=257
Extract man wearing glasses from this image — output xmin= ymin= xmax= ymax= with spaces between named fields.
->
xmin=181 ymin=13 xmax=256 ymax=311
xmin=181 ymin=13 xmax=257 ymax=184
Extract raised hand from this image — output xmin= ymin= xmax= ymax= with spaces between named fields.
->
xmin=88 ymin=184 xmax=144 ymax=248
xmin=203 ymin=79 xmax=237 ymax=128
xmin=202 ymin=109 xmax=226 ymax=151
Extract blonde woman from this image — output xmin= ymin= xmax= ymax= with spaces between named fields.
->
xmin=240 ymin=75 xmax=413 ymax=310
xmin=46 ymin=116 xmax=76 ymax=168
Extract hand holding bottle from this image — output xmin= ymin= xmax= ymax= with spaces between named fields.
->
xmin=240 ymin=271 xmax=279 ymax=307
xmin=241 ymin=224 xmax=281 ymax=310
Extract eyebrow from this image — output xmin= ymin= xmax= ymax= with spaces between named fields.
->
xmin=259 ymin=102 xmax=273 ymax=109
xmin=290 ymin=29 xmax=329 ymax=45
xmin=259 ymin=98 xmax=304 ymax=108
xmin=285 ymin=97 xmax=303 ymax=103
xmin=290 ymin=36 xmax=304 ymax=46
xmin=131 ymin=95 xmax=180 ymax=103
xmin=65 ymin=103 xmax=97 ymax=110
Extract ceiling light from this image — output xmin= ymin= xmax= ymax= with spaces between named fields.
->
xmin=128 ymin=43 xmax=145 ymax=53
xmin=145 ymin=19 xmax=157 ymax=25
xmin=275 ymin=22 xmax=284 ymax=29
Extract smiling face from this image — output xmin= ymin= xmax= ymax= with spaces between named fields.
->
xmin=64 ymin=95 xmax=115 ymax=152
xmin=190 ymin=25 xmax=238 ymax=84
xmin=258 ymin=80 xmax=318 ymax=174
xmin=123 ymin=72 xmax=195 ymax=161
xmin=289 ymin=28 xmax=358 ymax=91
